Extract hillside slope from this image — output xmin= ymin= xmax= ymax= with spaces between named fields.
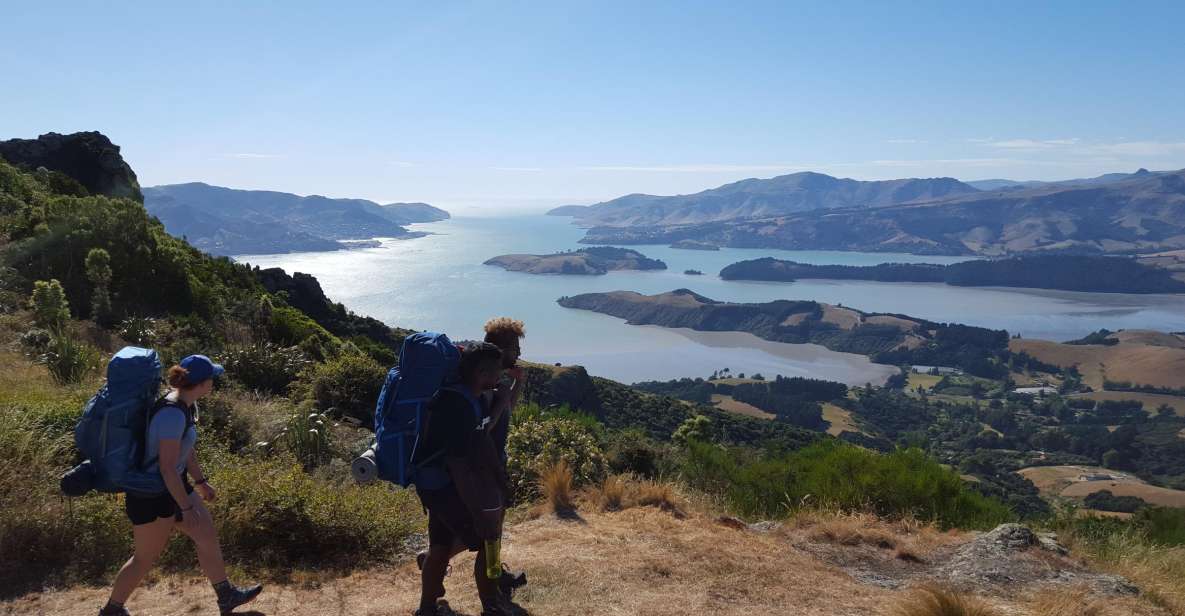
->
xmin=5 ymin=507 xmax=1165 ymax=616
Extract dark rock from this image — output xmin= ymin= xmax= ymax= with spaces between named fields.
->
xmin=0 ymin=131 xmax=142 ymax=201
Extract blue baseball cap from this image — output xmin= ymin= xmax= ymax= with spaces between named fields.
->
xmin=180 ymin=354 xmax=224 ymax=383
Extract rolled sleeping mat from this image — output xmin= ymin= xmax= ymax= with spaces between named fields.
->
xmin=351 ymin=446 xmax=378 ymax=484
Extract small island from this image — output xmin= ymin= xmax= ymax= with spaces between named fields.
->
xmin=557 ymin=289 xmax=1017 ymax=377
xmin=684 ymin=269 xmax=704 ymax=276
xmin=484 ymin=246 xmax=667 ymax=275
xmin=671 ymin=239 xmax=720 ymax=251
xmin=718 ymin=255 xmax=1185 ymax=294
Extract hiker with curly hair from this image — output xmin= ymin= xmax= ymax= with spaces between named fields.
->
xmin=481 ymin=317 xmax=528 ymax=592
xmin=414 ymin=343 xmax=513 ymax=616
xmin=98 ymin=355 xmax=262 ymax=616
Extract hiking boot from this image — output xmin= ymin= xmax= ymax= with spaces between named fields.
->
xmin=215 ymin=582 xmax=263 ymax=614
xmin=498 ymin=567 xmax=527 ymax=597
xmin=98 ymin=604 xmax=130 ymax=616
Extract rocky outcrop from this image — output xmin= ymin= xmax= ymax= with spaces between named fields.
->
xmin=934 ymin=524 xmax=1138 ymax=596
xmin=0 ymin=132 xmax=142 ymax=201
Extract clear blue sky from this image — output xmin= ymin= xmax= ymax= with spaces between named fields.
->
xmin=3 ymin=1 xmax=1184 ymax=214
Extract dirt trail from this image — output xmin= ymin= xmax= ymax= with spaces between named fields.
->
xmin=3 ymin=508 xmax=1165 ymax=616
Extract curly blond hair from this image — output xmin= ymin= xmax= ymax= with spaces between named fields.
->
xmin=483 ymin=316 xmax=525 ymax=347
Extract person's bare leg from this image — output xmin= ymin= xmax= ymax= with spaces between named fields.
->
xmin=420 ymin=544 xmax=452 ymax=612
xmin=473 ymin=543 xmax=501 ymax=612
xmin=108 ymin=515 xmax=175 ymax=605
xmin=175 ymin=493 xmax=227 ymax=583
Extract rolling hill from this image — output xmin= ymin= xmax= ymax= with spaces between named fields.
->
xmin=144 ymin=182 xmax=449 ymax=255
xmin=573 ymin=169 xmax=1185 ymax=256
xmin=549 ymin=172 xmax=979 ymax=226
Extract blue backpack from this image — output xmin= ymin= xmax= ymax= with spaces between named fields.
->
xmin=61 ymin=347 xmax=166 ymax=496
xmin=372 ymin=332 xmax=482 ymax=488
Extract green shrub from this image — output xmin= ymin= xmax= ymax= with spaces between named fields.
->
xmin=40 ymin=333 xmax=101 ymax=385
xmin=206 ymin=455 xmax=421 ymax=570
xmin=1135 ymin=506 xmax=1185 ymax=546
xmin=506 ymin=413 xmax=607 ymax=500
xmin=605 ymin=428 xmax=676 ymax=478
xmin=30 ymin=279 xmax=70 ymax=329
xmin=85 ymin=248 xmax=113 ymax=326
xmin=268 ymin=305 xmax=339 ymax=352
xmin=198 ymin=390 xmax=255 ymax=453
xmin=308 ymin=352 xmax=384 ymax=421
xmin=222 ymin=342 xmax=311 ymax=395
xmin=681 ymin=439 xmax=1012 ymax=528
xmin=278 ymin=409 xmax=334 ymax=468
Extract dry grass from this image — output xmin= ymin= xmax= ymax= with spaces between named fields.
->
xmin=822 ymin=402 xmax=863 ymax=436
xmin=891 ymin=585 xmax=1000 ymax=616
xmin=539 ymin=458 xmax=575 ymax=514
xmin=794 ymin=510 xmax=963 ymax=563
xmin=1009 ymin=338 xmax=1185 ymax=391
xmin=595 ymin=474 xmax=627 ymax=511
xmin=710 ymin=393 xmax=775 ymax=419
xmin=1059 ymin=529 xmax=1185 ymax=616
xmin=808 ymin=513 xmax=899 ymax=549
xmin=636 ymin=479 xmax=681 ymax=514
xmin=1030 ymin=586 xmax=1111 ymax=616
xmin=583 ymin=475 xmax=686 ymax=517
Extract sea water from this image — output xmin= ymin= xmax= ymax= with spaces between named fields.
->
xmin=236 ymin=215 xmax=1185 ymax=385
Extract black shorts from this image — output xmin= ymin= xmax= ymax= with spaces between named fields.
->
xmin=416 ymin=485 xmax=480 ymax=551
xmin=125 ymin=476 xmax=194 ymax=526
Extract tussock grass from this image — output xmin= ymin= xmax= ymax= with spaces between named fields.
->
xmin=539 ymin=458 xmax=575 ymax=514
xmin=636 ymin=479 xmax=681 ymax=514
xmin=595 ymin=474 xmax=627 ymax=511
xmin=891 ymin=585 xmax=1000 ymax=616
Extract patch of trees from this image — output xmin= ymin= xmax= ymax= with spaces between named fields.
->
xmin=728 ymin=376 xmax=848 ymax=430
xmin=1084 ymin=490 xmax=1148 ymax=513
xmin=1104 ymin=381 xmax=1185 ymax=397
xmin=632 ymin=377 xmax=716 ymax=404
xmin=1066 ymin=329 xmax=1119 ymax=346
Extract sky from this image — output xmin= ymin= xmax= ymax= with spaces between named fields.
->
xmin=3 ymin=1 xmax=1185 ymax=215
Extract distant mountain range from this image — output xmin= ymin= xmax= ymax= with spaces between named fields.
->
xmin=966 ymin=168 xmax=1166 ymax=191
xmin=550 ymin=172 xmax=979 ymax=226
xmin=143 ymin=183 xmax=448 ymax=255
xmin=553 ymin=168 xmax=1185 ymax=256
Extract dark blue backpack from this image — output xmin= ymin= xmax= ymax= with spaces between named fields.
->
xmin=62 ymin=347 xmax=165 ymax=496
xmin=373 ymin=332 xmax=465 ymax=488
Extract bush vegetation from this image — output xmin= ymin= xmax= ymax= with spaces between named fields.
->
xmin=307 ymin=351 xmax=384 ymax=421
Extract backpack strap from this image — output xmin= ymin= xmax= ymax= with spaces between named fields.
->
xmin=139 ymin=395 xmax=194 ymax=470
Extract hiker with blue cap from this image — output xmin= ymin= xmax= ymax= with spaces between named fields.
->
xmin=99 ymin=354 xmax=262 ymax=616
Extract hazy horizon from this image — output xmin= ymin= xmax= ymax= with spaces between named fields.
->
xmin=4 ymin=2 xmax=1185 ymax=216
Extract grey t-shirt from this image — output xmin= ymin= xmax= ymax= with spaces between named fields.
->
xmin=144 ymin=398 xmax=198 ymax=476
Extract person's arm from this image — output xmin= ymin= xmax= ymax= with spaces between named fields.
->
xmin=157 ymin=439 xmax=196 ymax=519
xmin=187 ymin=449 xmax=216 ymax=502
xmin=485 ymin=368 xmax=524 ymax=431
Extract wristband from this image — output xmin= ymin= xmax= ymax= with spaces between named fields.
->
xmin=194 ymin=478 xmax=208 ymax=486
